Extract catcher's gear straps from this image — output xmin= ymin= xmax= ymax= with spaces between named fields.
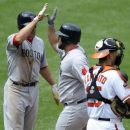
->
xmin=87 ymin=66 xmax=111 ymax=104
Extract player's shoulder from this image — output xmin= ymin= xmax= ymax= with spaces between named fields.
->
xmin=102 ymin=66 xmax=126 ymax=82
xmin=69 ymin=49 xmax=88 ymax=66
xmin=102 ymin=66 xmax=118 ymax=75
xmin=34 ymin=36 xmax=44 ymax=42
xmin=115 ymin=70 xmax=128 ymax=83
xmin=71 ymin=47 xmax=86 ymax=57
xmin=7 ymin=33 xmax=17 ymax=40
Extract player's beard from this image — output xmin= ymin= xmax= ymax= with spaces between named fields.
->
xmin=58 ymin=38 xmax=66 ymax=50
xmin=58 ymin=42 xmax=66 ymax=50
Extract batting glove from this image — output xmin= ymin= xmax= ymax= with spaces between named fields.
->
xmin=52 ymin=84 xmax=60 ymax=105
xmin=47 ymin=8 xmax=57 ymax=25
xmin=33 ymin=3 xmax=48 ymax=23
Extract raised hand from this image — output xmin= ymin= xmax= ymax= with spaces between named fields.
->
xmin=47 ymin=8 xmax=57 ymax=25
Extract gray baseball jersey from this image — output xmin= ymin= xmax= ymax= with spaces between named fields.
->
xmin=55 ymin=45 xmax=89 ymax=104
xmin=4 ymin=34 xmax=47 ymax=130
xmin=54 ymin=44 xmax=89 ymax=130
xmin=55 ymin=44 xmax=89 ymax=103
xmin=7 ymin=33 xmax=48 ymax=83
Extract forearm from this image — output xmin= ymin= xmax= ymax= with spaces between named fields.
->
xmin=48 ymin=25 xmax=59 ymax=46
xmin=15 ymin=20 xmax=38 ymax=44
xmin=15 ymin=3 xmax=48 ymax=45
xmin=40 ymin=66 xmax=55 ymax=86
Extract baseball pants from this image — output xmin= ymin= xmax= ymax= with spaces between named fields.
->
xmin=3 ymin=79 xmax=39 ymax=130
xmin=87 ymin=118 xmax=125 ymax=130
xmin=56 ymin=102 xmax=88 ymax=130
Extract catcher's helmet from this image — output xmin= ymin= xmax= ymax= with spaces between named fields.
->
xmin=91 ymin=38 xmax=125 ymax=66
xmin=17 ymin=11 xmax=36 ymax=30
xmin=57 ymin=23 xmax=81 ymax=44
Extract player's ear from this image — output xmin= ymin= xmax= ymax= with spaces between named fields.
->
xmin=107 ymin=54 xmax=111 ymax=59
xmin=108 ymin=52 xmax=115 ymax=59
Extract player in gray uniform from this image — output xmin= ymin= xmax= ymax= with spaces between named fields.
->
xmin=47 ymin=9 xmax=89 ymax=130
xmin=3 ymin=4 xmax=59 ymax=130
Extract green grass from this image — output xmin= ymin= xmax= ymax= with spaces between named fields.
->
xmin=0 ymin=0 xmax=130 ymax=129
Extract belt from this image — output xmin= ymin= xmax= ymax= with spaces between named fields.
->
xmin=12 ymin=80 xmax=38 ymax=87
xmin=98 ymin=118 xmax=122 ymax=122
xmin=64 ymin=98 xmax=87 ymax=106
xmin=98 ymin=118 xmax=110 ymax=121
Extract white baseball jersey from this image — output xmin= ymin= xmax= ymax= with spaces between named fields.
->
xmin=53 ymin=44 xmax=89 ymax=104
xmin=86 ymin=65 xmax=130 ymax=119
xmin=6 ymin=33 xmax=48 ymax=83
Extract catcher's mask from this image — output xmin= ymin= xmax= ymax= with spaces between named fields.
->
xmin=17 ymin=11 xmax=36 ymax=30
xmin=91 ymin=38 xmax=125 ymax=66
xmin=56 ymin=23 xmax=81 ymax=49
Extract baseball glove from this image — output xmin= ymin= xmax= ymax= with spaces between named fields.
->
xmin=111 ymin=96 xmax=130 ymax=118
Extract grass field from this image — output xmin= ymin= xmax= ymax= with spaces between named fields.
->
xmin=0 ymin=0 xmax=130 ymax=129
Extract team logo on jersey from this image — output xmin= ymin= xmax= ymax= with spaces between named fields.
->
xmin=21 ymin=49 xmax=41 ymax=60
xmin=82 ymin=67 xmax=87 ymax=75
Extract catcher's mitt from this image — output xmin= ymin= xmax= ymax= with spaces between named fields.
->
xmin=111 ymin=96 xmax=130 ymax=118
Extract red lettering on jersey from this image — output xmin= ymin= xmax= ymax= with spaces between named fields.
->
xmin=88 ymin=101 xmax=102 ymax=107
xmin=97 ymin=86 xmax=101 ymax=91
xmin=82 ymin=67 xmax=87 ymax=75
xmin=86 ymin=86 xmax=90 ymax=92
xmin=97 ymin=75 xmax=107 ymax=84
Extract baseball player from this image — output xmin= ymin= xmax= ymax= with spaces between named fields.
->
xmin=47 ymin=9 xmax=89 ymax=130
xmin=3 ymin=3 xmax=59 ymax=130
xmin=86 ymin=38 xmax=130 ymax=130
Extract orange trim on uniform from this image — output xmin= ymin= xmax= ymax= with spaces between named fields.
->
xmin=122 ymin=94 xmax=130 ymax=102
xmin=92 ymin=65 xmax=116 ymax=73
xmin=102 ymin=66 xmax=116 ymax=73
xmin=13 ymin=34 xmax=20 ymax=46
xmin=91 ymin=50 xmax=110 ymax=59
xmin=88 ymin=102 xmax=94 ymax=107
xmin=116 ymin=70 xmax=127 ymax=83
xmin=86 ymin=86 xmax=101 ymax=92
xmin=97 ymin=86 xmax=101 ymax=91
xmin=88 ymin=101 xmax=102 ymax=107
xmin=95 ymin=101 xmax=102 ymax=107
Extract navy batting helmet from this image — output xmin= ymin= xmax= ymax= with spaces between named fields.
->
xmin=91 ymin=38 xmax=125 ymax=66
xmin=17 ymin=11 xmax=36 ymax=30
xmin=57 ymin=23 xmax=81 ymax=44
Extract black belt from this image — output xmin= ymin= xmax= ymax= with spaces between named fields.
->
xmin=98 ymin=118 xmax=110 ymax=121
xmin=12 ymin=81 xmax=38 ymax=87
xmin=64 ymin=98 xmax=87 ymax=106
xmin=98 ymin=117 xmax=122 ymax=122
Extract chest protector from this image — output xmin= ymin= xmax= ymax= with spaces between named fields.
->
xmin=87 ymin=67 xmax=111 ymax=104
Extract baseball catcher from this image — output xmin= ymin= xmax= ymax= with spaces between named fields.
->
xmin=111 ymin=71 xmax=130 ymax=119
xmin=86 ymin=38 xmax=130 ymax=130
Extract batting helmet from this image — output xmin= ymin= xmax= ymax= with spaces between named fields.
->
xmin=57 ymin=23 xmax=81 ymax=44
xmin=17 ymin=11 xmax=36 ymax=30
xmin=91 ymin=38 xmax=125 ymax=66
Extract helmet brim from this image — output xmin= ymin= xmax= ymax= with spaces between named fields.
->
xmin=91 ymin=50 xmax=110 ymax=58
xmin=56 ymin=31 xmax=69 ymax=37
